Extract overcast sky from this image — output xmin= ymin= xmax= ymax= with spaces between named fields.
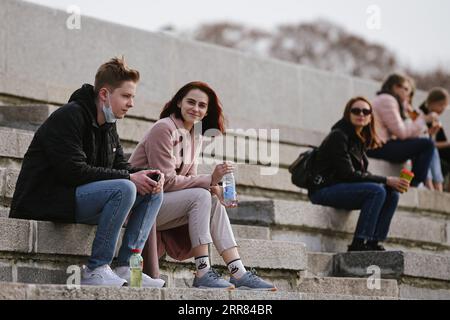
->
xmin=25 ymin=0 xmax=450 ymax=72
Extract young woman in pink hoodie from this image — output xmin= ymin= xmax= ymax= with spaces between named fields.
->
xmin=129 ymin=81 xmax=276 ymax=291
xmin=366 ymin=74 xmax=438 ymax=187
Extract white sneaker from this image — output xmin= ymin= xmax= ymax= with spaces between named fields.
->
xmin=114 ymin=266 xmax=165 ymax=288
xmin=81 ymin=265 xmax=127 ymax=288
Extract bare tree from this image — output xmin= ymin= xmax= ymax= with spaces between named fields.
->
xmin=170 ymin=19 xmax=449 ymax=93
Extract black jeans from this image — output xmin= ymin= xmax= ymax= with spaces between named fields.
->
xmin=367 ymin=138 xmax=435 ymax=187
xmin=310 ymin=183 xmax=400 ymax=242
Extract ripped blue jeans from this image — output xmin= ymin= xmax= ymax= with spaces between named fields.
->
xmin=75 ymin=179 xmax=163 ymax=270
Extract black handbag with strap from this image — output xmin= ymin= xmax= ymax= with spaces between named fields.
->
xmin=289 ymin=146 xmax=318 ymax=189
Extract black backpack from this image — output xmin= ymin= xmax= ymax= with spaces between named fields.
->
xmin=289 ymin=146 xmax=318 ymax=189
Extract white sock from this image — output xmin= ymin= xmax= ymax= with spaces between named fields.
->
xmin=195 ymin=256 xmax=210 ymax=278
xmin=227 ymin=259 xmax=246 ymax=279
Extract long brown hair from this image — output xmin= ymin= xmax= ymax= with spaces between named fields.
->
xmin=343 ymin=97 xmax=381 ymax=149
xmin=160 ymin=81 xmax=225 ymax=134
xmin=379 ymin=73 xmax=409 ymax=120
xmin=380 ymin=73 xmax=407 ymax=95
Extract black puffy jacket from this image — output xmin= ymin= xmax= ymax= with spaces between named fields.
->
xmin=308 ymin=119 xmax=387 ymax=193
xmin=10 ymin=84 xmax=145 ymax=223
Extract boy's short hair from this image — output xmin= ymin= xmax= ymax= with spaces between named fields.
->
xmin=94 ymin=56 xmax=140 ymax=95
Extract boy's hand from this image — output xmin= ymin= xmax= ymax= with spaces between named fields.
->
xmin=130 ymin=170 xmax=159 ymax=195
xmin=151 ymin=171 xmax=165 ymax=194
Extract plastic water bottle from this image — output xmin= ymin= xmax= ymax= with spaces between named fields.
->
xmin=404 ymin=159 xmax=413 ymax=172
xmin=130 ymin=249 xmax=143 ymax=288
xmin=223 ymin=172 xmax=238 ymax=207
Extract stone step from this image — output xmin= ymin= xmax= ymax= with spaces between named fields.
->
xmin=2 ymin=160 xmax=449 ymax=216
xmin=116 ymin=118 xmax=399 ymax=175
xmin=2 ymin=163 xmax=450 ymax=253
xmin=231 ymin=199 xmax=450 ymax=254
xmin=0 ymin=104 xmax=428 ymax=179
xmin=296 ymin=276 xmax=398 ymax=298
xmin=199 ymin=164 xmax=450 ymax=216
xmin=0 ymin=255 xmax=397 ymax=297
xmin=162 ymin=249 xmax=330 ymax=291
xmin=0 ymin=282 xmax=396 ymax=300
xmin=0 ymin=104 xmax=327 ymax=147
xmin=0 ymin=115 xmax=401 ymax=175
xmin=309 ymin=251 xmax=448 ymax=300
xmin=305 ymin=252 xmax=334 ymax=277
xmin=2 ymin=165 xmax=450 ymax=254
xmin=0 ymin=217 xmax=303 ymax=289
xmin=334 ymin=251 xmax=450 ymax=281
xmin=0 ymin=254 xmax=297 ymax=290
xmin=0 ymin=204 xmax=268 ymax=240
xmin=0 ymin=217 xmax=306 ymax=271
xmin=333 ymin=251 xmax=450 ymax=300
xmin=230 ymin=224 xmax=270 ymax=240
xmin=0 ymin=247 xmax=332 ymax=291
xmin=0 ymin=216 xmax=397 ymax=298
xmin=0 ymin=105 xmax=58 ymax=131
xmin=2 ymin=170 xmax=449 ymax=255
xmin=0 ymin=127 xmax=34 ymax=161
xmin=0 ymin=206 xmax=8 ymax=218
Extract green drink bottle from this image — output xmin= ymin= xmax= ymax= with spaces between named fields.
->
xmin=399 ymin=160 xmax=414 ymax=193
xmin=130 ymin=249 xmax=143 ymax=288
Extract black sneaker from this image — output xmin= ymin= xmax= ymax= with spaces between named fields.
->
xmin=347 ymin=242 xmax=369 ymax=252
xmin=366 ymin=242 xmax=386 ymax=251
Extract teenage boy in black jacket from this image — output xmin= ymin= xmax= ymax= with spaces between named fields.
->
xmin=11 ymin=57 xmax=165 ymax=287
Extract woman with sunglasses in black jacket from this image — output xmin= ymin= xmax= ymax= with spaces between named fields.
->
xmin=308 ymin=97 xmax=410 ymax=252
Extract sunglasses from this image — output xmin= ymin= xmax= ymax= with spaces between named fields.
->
xmin=350 ymin=108 xmax=372 ymax=116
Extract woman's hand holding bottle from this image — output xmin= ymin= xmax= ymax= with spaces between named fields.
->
xmin=211 ymin=162 xmax=235 ymax=186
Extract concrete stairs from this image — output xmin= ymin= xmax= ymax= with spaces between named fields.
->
xmin=231 ymin=198 xmax=450 ymax=255
xmin=0 ymin=282 xmax=396 ymax=300
xmin=334 ymin=251 xmax=450 ymax=299
xmin=0 ymin=216 xmax=399 ymax=299
xmin=1 ymin=0 xmax=449 ymax=300
xmin=1 ymin=104 xmax=450 ymax=299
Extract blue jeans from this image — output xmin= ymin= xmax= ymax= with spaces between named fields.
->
xmin=309 ymin=183 xmax=399 ymax=242
xmin=366 ymin=138 xmax=435 ymax=186
xmin=75 ymin=179 xmax=163 ymax=270
xmin=427 ymin=146 xmax=444 ymax=183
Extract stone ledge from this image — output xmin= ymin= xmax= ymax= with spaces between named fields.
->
xmin=233 ymin=200 xmax=450 ymax=247
xmin=2 ymin=169 xmax=450 ymax=249
xmin=333 ymin=251 xmax=450 ymax=282
xmin=3 ymin=165 xmax=438 ymax=213
xmin=0 ymin=282 xmax=396 ymax=300
xmin=1 ymin=128 xmax=445 ymax=214
xmin=296 ymin=276 xmax=398 ymax=298
xmin=0 ymin=105 xmax=57 ymax=131
xmin=0 ymin=120 xmax=401 ymax=175
xmin=0 ymin=218 xmax=306 ymax=271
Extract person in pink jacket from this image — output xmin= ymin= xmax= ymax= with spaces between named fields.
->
xmin=129 ymin=81 xmax=276 ymax=291
xmin=366 ymin=74 xmax=438 ymax=186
